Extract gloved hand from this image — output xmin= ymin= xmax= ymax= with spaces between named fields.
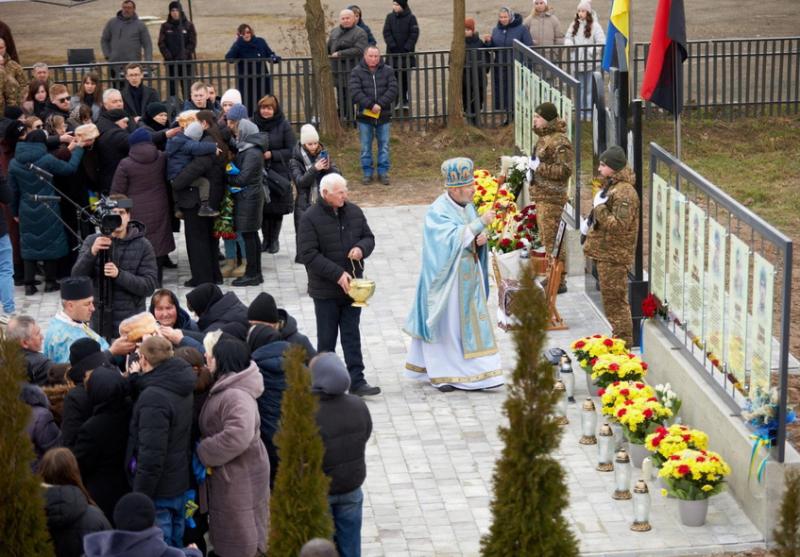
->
xmin=593 ymin=189 xmax=608 ymax=208
xmin=580 ymin=217 xmax=590 ymax=236
xmin=192 ymin=452 xmax=207 ymax=484
xmin=528 ymin=157 xmax=541 ymax=172
xmin=226 ymin=162 xmax=240 ymax=176
xmin=270 ymin=55 xmax=282 ymax=63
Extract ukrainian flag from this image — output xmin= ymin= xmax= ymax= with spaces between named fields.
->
xmin=602 ymin=0 xmax=630 ymax=70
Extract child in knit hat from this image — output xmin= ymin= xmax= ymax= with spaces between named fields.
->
xmin=166 ymin=113 xmax=222 ymax=218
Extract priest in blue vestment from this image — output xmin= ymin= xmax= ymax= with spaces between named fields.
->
xmin=404 ymin=157 xmax=504 ymax=392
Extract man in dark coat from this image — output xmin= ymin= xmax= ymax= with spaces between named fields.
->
xmin=71 ymin=194 xmax=158 ymax=337
xmin=382 ymin=0 xmax=419 ymax=107
xmin=248 ymin=291 xmax=316 ymax=357
xmin=327 ymin=8 xmax=369 ymax=121
xmin=96 ymin=108 xmax=130 ymax=195
xmin=7 ymin=315 xmax=52 ymax=385
xmin=157 ymin=1 xmax=197 ymax=99
xmin=121 ymin=63 xmax=160 ymax=121
xmin=61 ymin=338 xmax=112 ymax=449
xmin=185 ymin=283 xmax=249 ymax=332
xmin=126 ymin=336 xmax=195 ymax=548
xmin=310 ymin=353 xmax=372 ymax=557
xmin=297 ymin=173 xmax=379 ymax=396
xmin=349 ymin=46 xmax=397 ymax=185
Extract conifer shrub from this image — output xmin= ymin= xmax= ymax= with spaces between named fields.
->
xmin=774 ymin=468 xmax=800 ymax=557
xmin=481 ymin=266 xmax=578 ymax=557
xmin=269 ymin=345 xmax=333 ymax=554
xmin=0 ymin=336 xmax=54 ymax=556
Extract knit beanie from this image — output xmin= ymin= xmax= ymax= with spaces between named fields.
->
xmin=310 ymin=352 xmax=351 ymax=395
xmin=248 ymin=293 xmax=279 ymax=323
xmin=128 ymin=127 xmax=151 ymax=146
xmin=535 ymin=102 xmax=559 ymax=122
xmin=185 ymin=283 xmax=224 ymax=316
xmin=220 ymin=89 xmax=242 ymax=106
xmin=577 ymin=0 xmax=591 ymax=11
xmin=113 ymin=493 xmax=156 ymax=532
xmin=394 ymin=0 xmax=409 ymax=11
xmin=220 ymin=322 xmax=248 ymax=341
xmin=185 ymin=121 xmax=203 ymax=141
xmin=300 ymin=123 xmax=319 ymax=145
xmin=26 ymin=129 xmax=47 ymax=143
xmin=145 ymin=101 xmax=168 ymax=120
xmin=226 ymin=103 xmax=248 ymax=122
xmin=68 ymin=338 xmax=108 ymax=383
xmin=168 ymin=1 xmax=182 ymax=11
xmin=599 ymin=145 xmax=627 ymax=171
xmin=465 ymin=18 xmax=476 ymax=32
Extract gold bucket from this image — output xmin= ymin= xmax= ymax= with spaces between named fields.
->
xmin=347 ymin=259 xmax=375 ymax=307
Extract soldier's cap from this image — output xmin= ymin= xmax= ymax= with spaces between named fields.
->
xmin=441 ymin=157 xmax=474 ymax=188
xmin=599 ymin=145 xmax=627 ymax=171
xmin=535 ymin=102 xmax=559 ymax=122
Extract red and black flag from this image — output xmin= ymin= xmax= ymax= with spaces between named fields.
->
xmin=641 ymin=0 xmax=687 ymax=114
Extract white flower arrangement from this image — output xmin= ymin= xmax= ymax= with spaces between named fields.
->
xmin=654 ymin=383 xmax=682 ymax=418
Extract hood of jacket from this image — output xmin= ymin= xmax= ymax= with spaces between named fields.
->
xmin=609 ymin=166 xmax=636 ymax=187
xmin=535 ymin=117 xmax=568 ymax=136
xmin=87 ymin=365 xmax=128 ymax=409
xmin=116 ymin=9 xmax=140 ymax=23
xmin=500 ymin=12 xmax=524 ymax=29
xmin=247 ymin=323 xmax=282 ymax=352
xmin=127 ymin=141 xmax=160 ymax=164
xmin=252 ymin=340 xmax=290 ymax=377
xmin=13 ymin=141 xmax=48 ymax=166
xmin=20 ymin=382 xmax=50 ymax=408
xmin=139 ymin=356 xmax=196 ymax=398
xmin=198 ymin=291 xmax=246 ymax=330
xmin=44 ymin=484 xmax=89 ymax=529
xmin=238 ymin=129 xmax=269 ymax=152
xmin=115 ymin=220 xmax=147 ymax=244
xmin=277 ymin=309 xmax=299 ymax=339
xmin=83 ymin=526 xmax=172 ymax=557
xmin=210 ymin=360 xmax=264 ymax=399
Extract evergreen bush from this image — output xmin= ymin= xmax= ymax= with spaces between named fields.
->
xmin=269 ymin=345 xmax=333 ymax=554
xmin=0 ymin=336 xmax=54 ymax=556
xmin=481 ymin=267 xmax=578 ymax=557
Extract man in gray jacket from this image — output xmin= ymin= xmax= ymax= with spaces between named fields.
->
xmin=101 ymin=0 xmax=153 ymax=67
xmin=327 ymin=8 xmax=368 ymax=121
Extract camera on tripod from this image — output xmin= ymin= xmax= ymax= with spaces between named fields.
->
xmin=94 ymin=196 xmax=133 ymax=235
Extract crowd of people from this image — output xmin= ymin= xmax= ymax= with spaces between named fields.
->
xmin=0 ymin=1 xmax=631 ymax=555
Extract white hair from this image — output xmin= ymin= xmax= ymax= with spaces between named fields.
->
xmin=203 ymin=330 xmax=224 ymax=357
xmin=339 ymin=8 xmax=355 ymax=17
xmin=320 ymin=173 xmax=347 ymax=195
xmin=32 ymin=62 xmax=49 ymax=71
xmin=103 ymin=88 xmax=122 ymax=102
xmin=6 ymin=315 xmax=38 ymax=343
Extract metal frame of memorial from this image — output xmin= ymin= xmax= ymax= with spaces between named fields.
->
xmin=648 ymin=142 xmax=793 ymax=462
xmin=512 ymin=41 xmax=582 ymax=227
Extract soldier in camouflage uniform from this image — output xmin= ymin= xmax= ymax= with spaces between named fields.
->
xmin=582 ymin=145 xmax=639 ymax=346
xmin=530 ymin=101 xmax=573 ymax=292
xmin=0 ymin=38 xmax=25 ymax=114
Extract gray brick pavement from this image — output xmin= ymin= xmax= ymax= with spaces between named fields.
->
xmin=19 ymin=204 xmax=765 ymax=556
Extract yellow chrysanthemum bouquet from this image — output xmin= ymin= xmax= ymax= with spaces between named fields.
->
xmin=599 ymin=381 xmax=672 ymax=443
xmin=570 ymin=335 xmax=628 ymax=370
xmin=658 ymin=449 xmax=731 ymax=500
xmin=590 ymin=353 xmax=648 ymax=388
xmin=645 ymin=424 xmax=709 ymax=467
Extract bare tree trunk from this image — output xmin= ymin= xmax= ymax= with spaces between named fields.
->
xmin=447 ymin=0 xmax=467 ymax=129
xmin=304 ymin=0 xmax=344 ymax=140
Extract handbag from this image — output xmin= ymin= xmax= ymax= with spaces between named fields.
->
xmin=264 ymin=167 xmax=292 ymax=198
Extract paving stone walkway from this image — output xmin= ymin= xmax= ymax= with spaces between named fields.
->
xmin=20 ymin=204 xmax=766 ymax=556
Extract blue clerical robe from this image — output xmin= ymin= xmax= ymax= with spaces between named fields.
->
xmin=43 ymin=313 xmax=110 ymax=364
xmin=404 ymin=193 xmax=497 ymax=359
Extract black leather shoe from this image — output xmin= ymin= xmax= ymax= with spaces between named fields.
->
xmin=162 ymin=257 xmax=178 ymax=269
xmin=267 ymin=240 xmax=279 ymax=254
xmin=44 ymin=281 xmax=60 ymax=293
xmin=437 ymin=384 xmax=456 ymax=393
xmin=351 ymin=383 xmax=381 ymax=397
xmin=25 ymin=284 xmax=38 ymax=296
xmin=558 ymin=284 xmax=568 ymax=294
xmin=183 ymin=279 xmax=198 ymax=288
xmin=232 ymin=275 xmax=263 ymax=287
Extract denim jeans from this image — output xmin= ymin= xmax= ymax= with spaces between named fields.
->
xmin=329 ymin=487 xmax=363 ymax=557
xmin=358 ymin=121 xmax=390 ymax=177
xmin=224 ymin=235 xmax=246 ymax=260
xmin=313 ymin=298 xmax=365 ymax=390
xmin=154 ymin=494 xmax=185 ymax=548
xmin=0 ymin=235 xmax=14 ymax=313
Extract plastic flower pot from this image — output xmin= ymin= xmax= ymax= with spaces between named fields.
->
xmin=678 ymin=498 xmax=709 ymax=527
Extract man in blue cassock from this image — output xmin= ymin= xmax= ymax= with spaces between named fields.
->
xmin=404 ymin=157 xmax=504 ymax=392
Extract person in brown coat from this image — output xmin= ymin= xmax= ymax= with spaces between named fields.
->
xmin=110 ymin=127 xmax=175 ymax=284
xmin=197 ymin=335 xmax=270 ymax=557
xmin=582 ymin=145 xmax=639 ymax=346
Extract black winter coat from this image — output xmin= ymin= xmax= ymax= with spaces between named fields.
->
xmin=171 ymin=131 xmax=226 ymax=210
xmin=157 ymin=10 xmax=197 ymax=61
xmin=24 ymin=348 xmax=53 ymax=385
xmin=252 ymin=339 xmax=290 ymax=487
xmin=316 ymin=393 xmax=372 ymax=495
xmin=197 ymin=291 xmax=250 ymax=332
xmin=72 ymin=368 xmax=132 ymax=522
xmin=110 ymin=142 xmax=175 ymax=257
xmin=126 ymin=357 xmax=195 ymax=499
xmin=277 ymin=308 xmax=316 ymax=357
xmin=83 ymin=526 xmax=202 ymax=557
xmin=121 ymin=85 xmax=160 ymax=120
xmin=43 ymin=485 xmax=111 ymax=557
xmin=72 ymin=221 xmax=159 ymax=333
xmin=383 ymin=8 xmax=420 ymax=66
xmin=288 ymin=142 xmax=339 ymax=211
xmin=349 ymin=59 xmax=398 ymax=125
xmin=298 ymin=197 xmax=375 ymax=301
xmin=21 ymin=383 xmax=61 ymax=470
xmin=252 ymin=110 xmax=296 ymax=216
xmin=61 ymin=383 xmax=92 ymax=449
xmin=230 ymin=131 xmax=268 ymax=232
xmin=96 ymin=112 xmax=131 ymax=194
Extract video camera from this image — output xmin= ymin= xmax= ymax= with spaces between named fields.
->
xmin=94 ymin=196 xmax=133 ymax=236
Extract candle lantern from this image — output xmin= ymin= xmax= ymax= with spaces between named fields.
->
xmin=580 ymin=398 xmax=597 ymax=445
xmin=612 ymin=449 xmax=632 ymax=500
xmin=559 ymin=355 xmax=575 ymax=402
xmin=596 ymin=423 xmax=614 ymax=471
xmin=631 ymin=480 xmax=652 ymax=532
xmin=553 ymin=380 xmax=569 ymax=425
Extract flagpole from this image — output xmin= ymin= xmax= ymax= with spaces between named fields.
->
xmin=673 ymin=40 xmax=681 ymax=161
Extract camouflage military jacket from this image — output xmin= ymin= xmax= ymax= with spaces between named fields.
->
xmin=530 ymin=118 xmax=573 ymax=205
xmin=0 ymin=56 xmax=26 ymax=111
xmin=583 ymin=167 xmax=640 ymax=265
